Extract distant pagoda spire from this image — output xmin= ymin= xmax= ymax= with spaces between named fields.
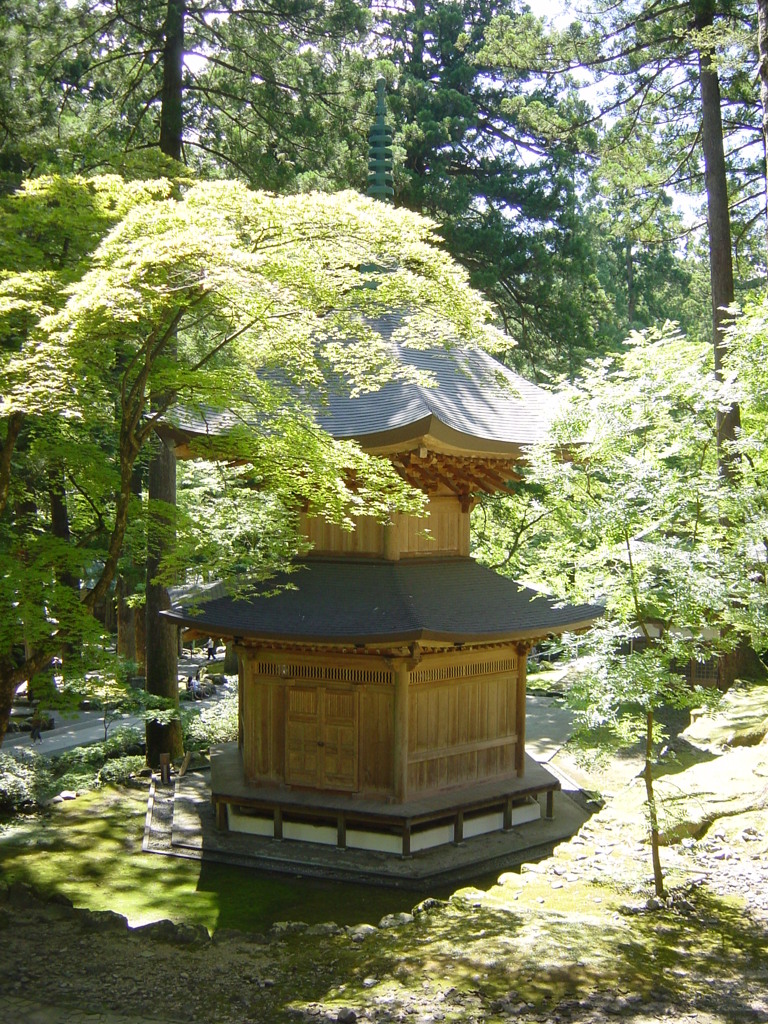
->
xmin=367 ymin=77 xmax=394 ymax=202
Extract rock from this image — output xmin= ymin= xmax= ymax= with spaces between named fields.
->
xmin=132 ymin=918 xmax=184 ymax=942
xmin=337 ymin=1009 xmax=357 ymax=1023
xmin=7 ymin=882 xmax=39 ymax=908
xmin=378 ymin=912 xmax=414 ymax=929
xmin=413 ymin=898 xmax=445 ymax=915
xmin=46 ymin=891 xmax=74 ymax=908
xmin=604 ymin=996 xmax=633 ymax=1014
xmin=646 ymin=896 xmax=664 ymax=911
xmin=306 ymin=922 xmax=342 ymax=936
xmin=173 ymin=922 xmax=210 ymax=944
xmin=79 ymin=909 xmax=129 ymax=933
xmin=450 ymin=886 xmax=486 ymax=905
xmin=271 ymin=920 xmax=308 ymax=935
xmin=347 ymin=923 xmax=378 ymax=942
xmin=58 ymin=790 xmax=78 ymax=801
xmin=497 ymin=872 xmax=522 ymax=887
xmin=211 ymin=927 xmax=244 ymax=944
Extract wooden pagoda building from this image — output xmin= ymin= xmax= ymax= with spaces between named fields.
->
xmin=162 ymin=84 xmax=600 ymax=863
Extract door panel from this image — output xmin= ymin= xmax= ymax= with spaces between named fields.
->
xmin=285 ymin=687 xmax=320 ymax=786
xmin=285 ymin=685 xmax=358 ymax=791
xmin=323 ymin=690 xmax=358 ymax=790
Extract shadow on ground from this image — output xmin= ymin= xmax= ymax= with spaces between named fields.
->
xmin=278 ymin=887 xmax=768 ymax=1022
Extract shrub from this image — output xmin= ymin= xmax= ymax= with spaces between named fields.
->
xmin=51 ymin=727 xmax=144 ymax=774
xmin=0 ymin=753 xmax=51 ymax=813
xmin=0 ymin=728 xmax=149 ymax=810
xmin=184 ymin=693 xmax=238 ymax=750
xmin=97 ymin=755 xmax=147 ymax=786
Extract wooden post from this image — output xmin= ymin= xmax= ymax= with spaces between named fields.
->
xmin=515 ymin=643 xmax=529 ymax=777
xmin=454 ymin=810 xmax=464 ymax=845
xmin=546 ymin=789 xmax=555 ymax=819
xmin=337 ymin=813 xmax=347 ymax=849
xmin=402 ymin=821 xmax=411 ymax=858
xmin=503 ymin=796 xmax=513 ymax=832
xmin=384 ymin=517 xmax=400 ymax=560
xmin=237 ymin=650 xmax=246 ymax=751
xmin=274 ymin=806 xmax=283 ymax=840
xmin=392 ymin=658 xmax=410 ymax=801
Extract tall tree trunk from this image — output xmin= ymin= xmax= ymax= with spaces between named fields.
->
xmin=694 ymin=0 xmax=741 ymax=477
xmin=0 ymin=669 xmax=14 ymax=749
xmin=159 ymin=0 xmax=185 ymax=162
xmin=48 ymin=467 xmax=80 ymax=684
xmin=644 ymin=710 xmax=665 ymax=897
xmin=117 ymin=463 xmax=144 ymax=664
xmin=135 ymin=602 xmax=146 ymax=674
xmin=0 ymin=411 xmax=24 ymax=519
xmin=696 ymin=1 xmax=754 ymax=689
xmin=626 ymin=235 xmax=636 ymax=324
xmin=144 ymin=0 xmax=185 ymax=766
xmin=116 ymin=575 xmax=136 ymax=661
xmin=49 ymin=468 xmax=79 ymax=593
xmin=145 ymin=432 xmax=182 ymax=766
xmin=758 ymin=0 xmax=768 ymax=265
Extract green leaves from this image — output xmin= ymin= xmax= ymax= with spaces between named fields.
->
xmin=0 ymin=172 xmax=499 ymax=738
xmin=475 ymin=322 xmax=752 ymax=717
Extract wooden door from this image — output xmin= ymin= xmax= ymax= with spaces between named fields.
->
xmin=285 ymin=686 xmax=359 ymax=791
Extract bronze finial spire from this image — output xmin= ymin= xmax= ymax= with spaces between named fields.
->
xmin=367 ymin=78 xmax=394 ymax=202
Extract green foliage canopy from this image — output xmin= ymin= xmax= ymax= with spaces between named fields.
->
xmin=0 ymin=174 xmax=499 ymax=743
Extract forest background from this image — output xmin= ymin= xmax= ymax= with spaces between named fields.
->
xmin=2 ymin=0 xmax=768 ymax=847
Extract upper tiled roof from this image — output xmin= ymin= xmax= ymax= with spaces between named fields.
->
xmin=166 ymin=313 xmax=555 ymax=458
xmin=313 ymin=313 xmax=554 ymax=455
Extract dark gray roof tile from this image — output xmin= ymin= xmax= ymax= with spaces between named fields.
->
xmin=162 ymin=558 xmax=601 ymax=644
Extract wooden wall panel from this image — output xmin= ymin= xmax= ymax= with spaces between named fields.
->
xmin=303 ymin=496 xmax=470 ymax=560
xmin=241 ymin=662 xmax=255 ymax=780
xmin=302 ymin=514 xmax=385 ymax=556
xmin=285 ymin=686 xmax=320 ymax=786
xmin=241 ymin=652 xmax=395 ymax=793
xmin=407 ymin=651 xmax=520 ymax=794
xmin=360 ymin=687 xmax=394 ymax=793
xmin=396 ymin=497 xmax=470 ymax=558
xmin=321 ymin=688 xmax=359 ymax=791
xmin=240 ymin=646 xmax=522 ymax=799
xmin=242 ymin=674 xmax=287 ymax=785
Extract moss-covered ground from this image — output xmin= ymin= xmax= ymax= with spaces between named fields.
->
xmin=0 ymin=786 xmax=443 ymax=932
xmin=1 ymin=680 xmax=767 ymax=1022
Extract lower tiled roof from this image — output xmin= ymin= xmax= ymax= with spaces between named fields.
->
xmin=162 ymin=558 xmax=601 ymax=644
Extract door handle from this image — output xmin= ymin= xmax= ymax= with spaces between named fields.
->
xmin=317 ymin=741 xmax=325 ymax=747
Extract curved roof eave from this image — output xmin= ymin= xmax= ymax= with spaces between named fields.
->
xmin=161 ymin=608 xmax=600 ymax=647
xmin=334 ymin=414 xmax=530 ymax=460
xmin=160 ymin=558 xmax=603 ymax=647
